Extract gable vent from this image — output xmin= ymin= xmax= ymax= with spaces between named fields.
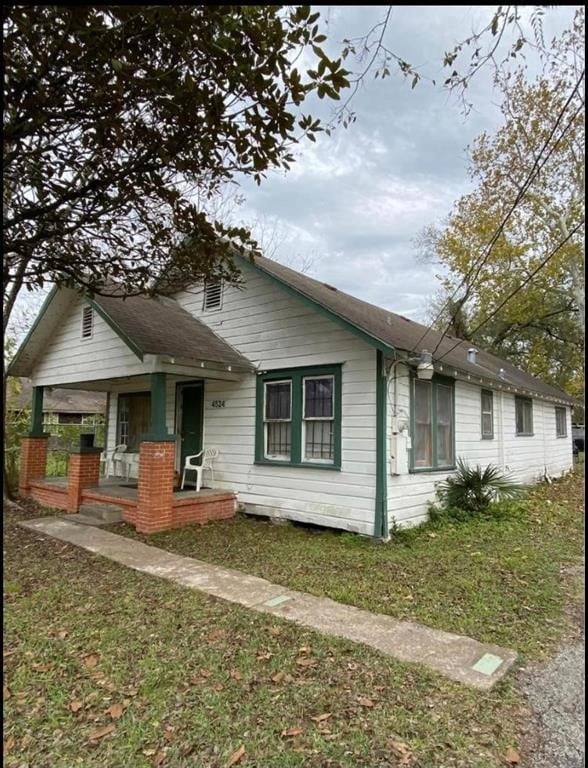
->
xmin=81 ymin=305 xmax=94 ymax=339
xmin=203 ymin=280 xmax=222 ymax=311
xmin=467 ymin=347 xmax=478 ymax=364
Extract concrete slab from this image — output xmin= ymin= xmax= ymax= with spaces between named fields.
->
xmin=19 ymin=517 xmax=517 ymax=689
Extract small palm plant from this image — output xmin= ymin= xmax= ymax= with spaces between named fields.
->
xmin=435 ymin=458 xmax=524 ymax=516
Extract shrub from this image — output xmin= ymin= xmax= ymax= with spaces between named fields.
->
xmin=433 ymin=458 xmax=524 ymax=518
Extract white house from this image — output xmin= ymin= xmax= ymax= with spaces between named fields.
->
xmin=10 ymin=253 xmax=575 ymax=536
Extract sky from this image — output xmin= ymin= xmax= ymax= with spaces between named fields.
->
xmin=231 ymin=5 xmax=580 ymax=322
xmin=10 ymin=5 xmax=579 ymax=336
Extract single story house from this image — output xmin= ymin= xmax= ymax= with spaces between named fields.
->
xmin=8 ymin=378 xmax=106 ymax=425
xmin=9 ymin=253 xmax=575 ymax=537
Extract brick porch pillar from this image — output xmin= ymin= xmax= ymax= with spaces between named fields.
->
xmin=66 ymin=448 xmax=102 ymax=513
xmin=135 ymin=441 xmax=176 ymax=533
xmin=133 ymin=372 xmax=176 ymax=533
xmin=18 ymin=436 xmax=49 ymax=497
xmin=18 ymin=385 xmax=49 ymax=497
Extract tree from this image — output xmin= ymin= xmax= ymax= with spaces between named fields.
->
xmin=3 ymin=5 xmax=350 ymax=333
xmin=418 ymin=10 xmax=584 ymax=398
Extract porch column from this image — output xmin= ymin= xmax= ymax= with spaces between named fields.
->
xmin=66 ymin=448 xmax=102 ymax=513
xmin=18 ymin=386 xmax=49 ymax=497
xmin=135 ymin=373 xmax=176 ymax=534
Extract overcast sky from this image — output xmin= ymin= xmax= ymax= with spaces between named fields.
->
xmin=233 ymin=5 xmax=579 ymax=322
xmin=11 ymin=5 xmax=579 ymax=337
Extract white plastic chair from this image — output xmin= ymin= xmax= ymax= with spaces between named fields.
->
xmin=181 ymin=448 xmax=219 ymax=491
xmin=100 ymin=444 xmax=127 ymax=478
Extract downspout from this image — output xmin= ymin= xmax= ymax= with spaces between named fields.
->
xmin=375 ymin=350 xmax=389 ymax=541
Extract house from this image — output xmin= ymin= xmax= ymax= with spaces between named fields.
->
xmin=8 ymin=378 xmax=106 ymax=425
xmin=9 ymin=253 xmax=575 ymax=537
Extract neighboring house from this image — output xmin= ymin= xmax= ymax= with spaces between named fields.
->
xmin=7 ymin=378 xmax=106 ymax=425
xmin=9 ymin=254 xmax=575 ymax=537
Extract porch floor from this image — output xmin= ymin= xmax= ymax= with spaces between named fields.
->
xmin=41 ymin=476 xmax=230 ymax=502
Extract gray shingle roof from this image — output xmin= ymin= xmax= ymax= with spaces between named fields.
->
xmin=93 ymin=292 xmax=254 ymax=371
xmin=245 ymin=254 xmax=576 ymax=405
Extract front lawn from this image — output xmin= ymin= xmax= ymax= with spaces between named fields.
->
xmin=4 ymin=501 xmax=523 ymax=768
xmin=114 ymin=469 xmax=584 ymax=660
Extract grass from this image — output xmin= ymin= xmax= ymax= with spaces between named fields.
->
xmin=112 ymin=469 xmax=584 ymax=660
xmin=4 ymin=502 xmax=524 ymax=768
xmin=3 ymin=470 xmax=582 ymax=767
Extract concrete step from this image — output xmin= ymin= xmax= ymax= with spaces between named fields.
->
xmin=78 ymin=503 xmax=124 ymax=523
xmin=65 ymin=513 xmax=114 ymax=527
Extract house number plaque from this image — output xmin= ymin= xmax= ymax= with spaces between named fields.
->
xmin=211 ymin=400 xmax=226 ymax=408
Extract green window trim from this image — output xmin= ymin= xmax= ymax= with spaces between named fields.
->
xmin=481 ymin=388 xmax=494 ymax=439
xmin=409 ymin=374 xmax=456 ymax=473
xmin=255 ymin=364 xmax=342 ymax=470
xmin=515 ymin=395 xmax=534 ymax=436
xmin=555 ymin=406 xmax=567 ymax=438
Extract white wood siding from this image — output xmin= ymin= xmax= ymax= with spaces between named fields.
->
xmin=388 ymin=375 xmax=574 ymax=529
xmin=175 ymin=271 xmax=379 ymax=535
xmin=32 ymin=297 xmax=145 ymax=387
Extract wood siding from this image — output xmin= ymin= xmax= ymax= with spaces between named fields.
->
xmin=388 ymin=374 xmax=573 ymax=528
xmin=174 ymin=271 xmax=379 ymax=535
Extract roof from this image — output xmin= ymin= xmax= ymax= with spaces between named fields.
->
xmin=239 ymin=253 xmax=576 ymax=405
xmin=9 ymin=379 xmax=106 ymax=414
xmin=90 ymin=292 xmax=253 ymax=371
xmin=8 ymin=289 xmax=255 ymax=377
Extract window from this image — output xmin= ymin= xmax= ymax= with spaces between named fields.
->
xmin=515 ymin=396 xmax=533 ymax=436
xmin=555 ymin=406 xmax=567 ymax=438
xmin=81 ymin=305 xmax=94 ymax=338
xmin=117 ymin=392 xmax=151 ymax=450
xmin=203 ymin=280 xmax=222 ymax=311
xmin=256 ymin=365 xmax=341 ymax=469
xmin=481 ymin=389 xmax=494 ymax=438
xmin=264 ymin=381 xmax=292 ymax=460
xmin=410 ymin=376 xmax=454 ymax=470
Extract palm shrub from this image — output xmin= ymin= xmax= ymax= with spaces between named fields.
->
xmin=433 ymin=458 xmax=524 ymax=517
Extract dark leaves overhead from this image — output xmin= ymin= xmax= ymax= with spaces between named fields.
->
xmin=3 ymin=5 xmax=350 ymax=309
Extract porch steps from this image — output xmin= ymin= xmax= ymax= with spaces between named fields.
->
xmin=70 ymin=502 xmax=124 ymax=526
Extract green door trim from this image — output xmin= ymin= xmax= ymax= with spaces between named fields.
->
xmin=176 ymin=380 xmax=204 ymax=470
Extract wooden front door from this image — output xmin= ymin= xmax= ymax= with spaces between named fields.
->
xmin=179 ymin=383 xmax=204 ymax=470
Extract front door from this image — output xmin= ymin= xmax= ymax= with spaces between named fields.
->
xmin=179 ymin=383 xmax=204 ymax=470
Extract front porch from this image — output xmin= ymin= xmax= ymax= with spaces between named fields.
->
xmin=18 ymin=369 xmax=242 ymax=533
xmin=26 ymin=476 xmax=237 ymax=530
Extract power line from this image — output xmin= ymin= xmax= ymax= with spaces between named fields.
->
xmin=411 ymin=68 xmax=584 ymax=356
xmin=434 ymin=219 xmax=584 ymax=365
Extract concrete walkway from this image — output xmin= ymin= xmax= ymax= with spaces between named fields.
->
xmin=20 ymin=517 xmax=517 ymax=690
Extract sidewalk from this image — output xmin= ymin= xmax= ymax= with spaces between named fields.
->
xmin=20 ymin=517 xmax=517 ymax=690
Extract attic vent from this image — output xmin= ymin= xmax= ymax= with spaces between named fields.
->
xmin=203 ymin=280 xmax=222 ymax=311
xmin=467 ymin=347 xmax=478 ymax=364
xmin=81 ymin=306 xmax=94 ymax=339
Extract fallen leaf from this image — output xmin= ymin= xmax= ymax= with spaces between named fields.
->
xmin=310 ymin=713 xmax=332 ymax=723
xmin=143 ymin=749 xmax=157 ymax=757
xmin=82 ymin=654 xmax=99 ymax=669
xmin=21 ymin=733 xmax=33 ymax=749
xmin=106 ymin=703 xmax=124 ymax=719
xmin=3 ymin=686 xmax=11 ymax=699
xmin=32 ymin=663 xmax=50 ymax=672
xmin=224 ymin=744 xmax=246 ymax=767
xmin=281 ymin=727 xmax=303 ymax=738
xmin=212 ymin=683 xmax=225 ymax=692
xmin=268 ymin=626 xmax=282 ymax=636
xmin=257 ymin=651 xmax=273 ymax=660
xmin=3 ymin=736 xmax=15 ymax=756
xmin=229 ymin=669 xmax=243 ymax=681
xmin=153 ymin=750 xmax=166 ymax=766
xmin=57 ymin=629 xmax=68 ymax=639
xmin=505 ymin=747 xmax=521 ymax=765
xmin=427 ymin=533 xmax=437 ymax=538
xmin=357 ymin=696 xmax=374 ymax=707
xmin=295 ymin=657 xmax=317 ymax=668
xmin=69 ymin=700 xmax=83 ymax=713
xmin=390 ymin=737 xmax=413 ymax=765
xmin=271 ymin=672 xmax=285 ymax=684
xmin=88 ymin=724 xmax=115 ymax=742
xmin=199 ymin=668 xmax=211 ymax=678
xmin=298 ymin=646 xmax=311 ymax=654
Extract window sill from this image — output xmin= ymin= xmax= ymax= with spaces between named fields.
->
xmin=556 ymin=435 xmax=568 ymax=439
xmin=481 ymin=435 xmax=494 ymax=440
xmin=255 ymin=460 xmax=341 ymax=471
xmin=409 ymin=465 xmax=455 ymax=474
xmin=515 ymin=433 xmax=534 ymax=437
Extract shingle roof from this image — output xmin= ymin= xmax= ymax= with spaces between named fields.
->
xmin=244 ymin=254 xmax=576 ymax=405
xmin=92 ymin=292 xmax=254 ymax=371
